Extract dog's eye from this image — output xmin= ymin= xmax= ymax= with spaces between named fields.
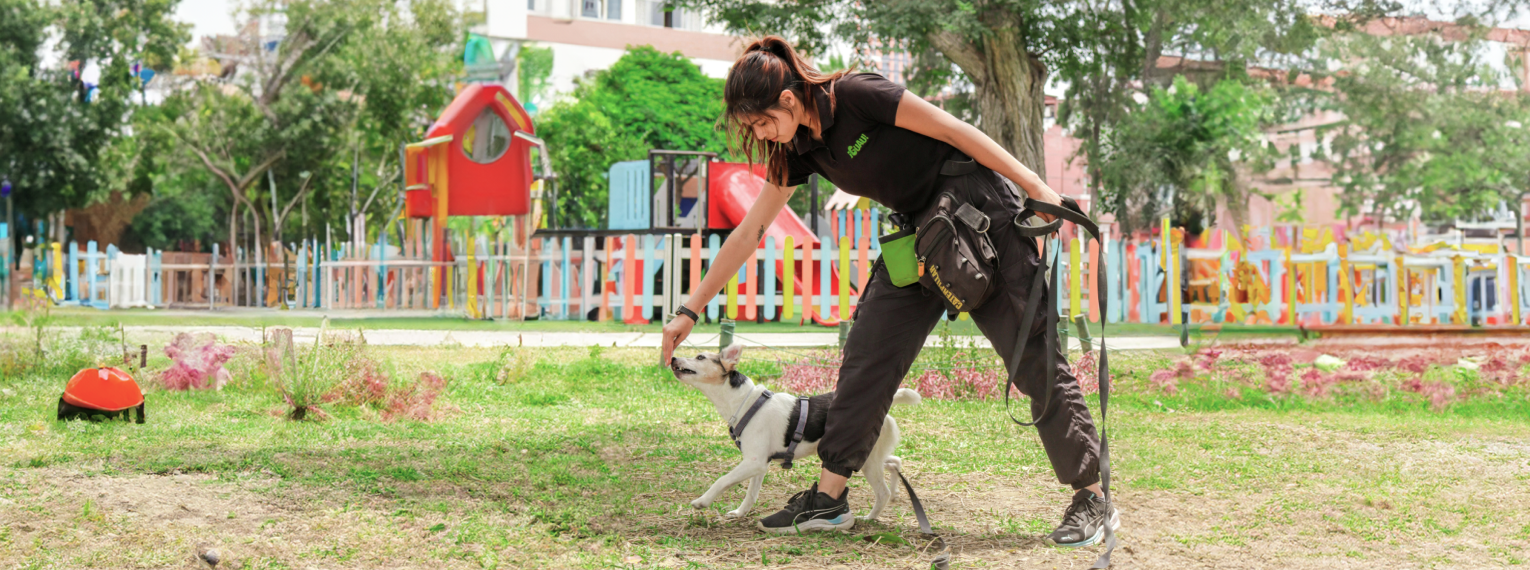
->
xmin=695 ymin=355 xmax=704 ymax=360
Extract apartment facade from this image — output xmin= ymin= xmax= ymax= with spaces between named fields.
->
xmin=482 ymin=0 xmax=742 ymax=108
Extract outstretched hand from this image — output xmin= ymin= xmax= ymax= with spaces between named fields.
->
xmin=660 ymin=315 xmax=695 ymax=367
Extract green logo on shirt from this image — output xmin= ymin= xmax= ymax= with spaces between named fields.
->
xmin=847 ymin=133 xmax=869 ymax=158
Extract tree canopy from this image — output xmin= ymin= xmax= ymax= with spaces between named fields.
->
xmin=539 ymin=46 xmax=727 ymax=229
xmin=0 ymin=0 xmax=188 ymax=218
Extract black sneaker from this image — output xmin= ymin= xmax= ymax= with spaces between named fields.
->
xmin=1048 ymin=489 xmax=1120 ymax=547
xmin=757 ymin=483 xmax=854 ymax=535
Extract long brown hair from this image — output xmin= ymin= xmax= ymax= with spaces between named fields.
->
xmin=724 ymin=36 xmax=851 ymax=186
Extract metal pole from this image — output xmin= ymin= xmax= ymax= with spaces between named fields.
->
xmin=809 ymin=174 xmax=819 ymax=237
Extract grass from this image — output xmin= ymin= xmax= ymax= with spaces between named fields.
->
xmin=0 ymin=332 xmax=1527 ymax=568
xmin=15 ymin=306 xmax=1299 ymax=339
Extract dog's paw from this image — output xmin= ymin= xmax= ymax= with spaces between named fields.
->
xmin=723 ymin=509 xmax=749 ymax=519
xmin=690 ymin=498 xmax=712 ymax=509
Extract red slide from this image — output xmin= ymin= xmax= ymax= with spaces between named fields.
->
xmin=708 ymin=162 xmax=841 ymax=326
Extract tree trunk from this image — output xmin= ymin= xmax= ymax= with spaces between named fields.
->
xmin=929 ymin=23 xmax=1049 ymax=178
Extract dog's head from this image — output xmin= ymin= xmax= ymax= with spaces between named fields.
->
xmin=669 ymin=343 xmax=747 ymax=389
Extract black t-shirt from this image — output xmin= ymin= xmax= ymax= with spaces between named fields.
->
xmin=783 ymin=73 xmax=956 ymax=214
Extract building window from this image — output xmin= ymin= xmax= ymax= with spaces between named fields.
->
xmin=582 ymin=0 xmax=621 ymax=20
xmin=642 ymin=1 xmax=696 ymax=29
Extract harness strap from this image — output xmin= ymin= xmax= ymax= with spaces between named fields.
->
xmin=772 ymin=397 xmax=810 ymax=469
xmin=729 ymin=389 xmax=774 ymax=448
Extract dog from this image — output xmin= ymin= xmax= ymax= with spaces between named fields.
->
xmin=669 ymin=343 xmax=921 ymax=524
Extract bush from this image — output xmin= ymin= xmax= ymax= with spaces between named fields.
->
xmin=159 ymin=333 xmax=237 ymax=390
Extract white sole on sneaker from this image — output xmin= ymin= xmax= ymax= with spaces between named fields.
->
xmin=1051 ymin=508 xmax=1121 ymax=548
xmin=758 ymin=513 xmax=856 ymax=535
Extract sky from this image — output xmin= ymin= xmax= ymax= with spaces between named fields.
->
xmin=173 ymin=0 xmax=237 ymax=44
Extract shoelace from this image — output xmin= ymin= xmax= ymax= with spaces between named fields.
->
xmin=1061 ymin=496 xmax=1102 ymax=529
xmin=783 ymin=488 xmax=815 ymax=512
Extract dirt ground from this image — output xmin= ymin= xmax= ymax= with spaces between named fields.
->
xmin=4 ymin=456 xmax=1525 ymax=570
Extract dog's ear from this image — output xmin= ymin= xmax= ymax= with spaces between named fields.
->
xmin=719 ymin=343 xmax=743 ymax=371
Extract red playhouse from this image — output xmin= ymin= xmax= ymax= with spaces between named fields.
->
xmin=403 ymin=84 xmax=540 ymax=304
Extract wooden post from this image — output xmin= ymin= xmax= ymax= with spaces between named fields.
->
xmin=707 ymin=234 xmax=721 ymax=321
xmin=745 ymin=247 xmax=758 ymax=321
xmin=601 ymin=236 xmax=614 ymax=321
xmin=640 ymin=234 xmax=655 ymax=324
xmin=857 ymin=210 xmax=869 ymax=294
xmin=1284 ymin=247 xmax=1296 ymax=325
xmin=1453 ymin=254 xmax=1467 ymax=325
xmin=1339 ymin=242 xmax=1353 ymax=325
xmin=764 ymin=237 xmax=777 ymax=322
xmin=819 ymin=238 xmax=832 ymax=319
xmin=783 ymin=235 xmax=795 ymax=321
xmin=802 ymin=237 xmax=814 ymax=322
xmin=726 ymin=269 xmax=739 ymax=320
xmin=689 ymin=234 xmax=701 ymax=318
xmin=1070 ymin=236 xmax=1083 ymax=319
xmin=1396 ymin=256 xmax=1408 ymax=325
xmin=1511 ymin=254 xmax=1521 ymax=326
xmin=838 ymin=234 xmax=850 ymax=321
xmin=623 ymin=234 xmax=638 ymax=323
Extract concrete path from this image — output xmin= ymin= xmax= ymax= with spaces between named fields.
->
xmin=43 ymin=325 xmax=1185 ymax=352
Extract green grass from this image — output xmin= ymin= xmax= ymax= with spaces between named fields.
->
xmin=15 ymin=307 xmax=1298 ymax=339
xmin=0 ymin=337 xmax=1526 ymax=568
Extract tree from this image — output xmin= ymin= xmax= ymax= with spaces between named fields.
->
xmin=1311 ymin=29 xmax=1530 ymax=225
xmin=688 ymin=0 xmax=1313 ymax=185
xmin=539 ymin=46 xmax=727 ymax=228
xmin=1091 ymin=76 xmax=1274 ymax=233
xmin=0 ymin=0 xmax=188 ymax=223
xmin=159 ymin=0 xmax=460 ymax=286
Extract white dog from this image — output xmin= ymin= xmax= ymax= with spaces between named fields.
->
xmin=669 ymin=343 xmax=921 ymax=526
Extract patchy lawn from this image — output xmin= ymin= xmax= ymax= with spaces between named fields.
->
xmin=1 ymin=334 xmax=1528 ymax=569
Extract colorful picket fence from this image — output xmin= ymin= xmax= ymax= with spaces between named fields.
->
xmin=1060 ymin=222 xmax=1530 ymax=327
xmin=17 ymin=212 xmax=1530 ymax=329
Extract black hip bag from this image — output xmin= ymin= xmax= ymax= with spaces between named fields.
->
xmin=913 ymin=160 xmax=1001 ymax=315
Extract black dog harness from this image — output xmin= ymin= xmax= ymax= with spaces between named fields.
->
xmin=729 ymin=389 xmax=808 ymax=469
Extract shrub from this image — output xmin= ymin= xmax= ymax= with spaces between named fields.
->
xmin=160 ymin=333 xmax=237 ymax=390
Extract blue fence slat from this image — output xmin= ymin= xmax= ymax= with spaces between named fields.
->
xmin=707 ymin=234 xmax=720 ymax=321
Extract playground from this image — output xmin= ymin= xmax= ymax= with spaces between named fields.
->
xmin=5 ymin=4 xmax=1530 ymax=569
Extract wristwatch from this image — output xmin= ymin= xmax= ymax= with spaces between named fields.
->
xmin=673 ymin=305 xmax=699 ymax=324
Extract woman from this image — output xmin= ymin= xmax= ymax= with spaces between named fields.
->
xmin=659 ymin=37 xmax=1118 ymax=547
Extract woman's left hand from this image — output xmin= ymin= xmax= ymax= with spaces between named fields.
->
xmin=1024 ymin=181 xmax=1064 ymax=222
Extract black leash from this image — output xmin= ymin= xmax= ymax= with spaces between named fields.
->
xmin=1011 ymin=197 xmax=1116 ymax=568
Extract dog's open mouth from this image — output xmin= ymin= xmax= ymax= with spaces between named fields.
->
xmin=669 ymin=359 xmax=694 ymax=376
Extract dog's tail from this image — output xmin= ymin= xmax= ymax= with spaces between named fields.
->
xmin=892 ymin=388 xmax=922 ymax=407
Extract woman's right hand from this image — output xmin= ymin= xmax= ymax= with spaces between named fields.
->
xmin=823 ymin=188 xmax=860 ymax=211
xmin=661 ymin=313 xmax=695 ymax=367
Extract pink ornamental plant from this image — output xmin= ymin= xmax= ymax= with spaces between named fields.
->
xmin=160 ymin=333 xmax=237 ymax=390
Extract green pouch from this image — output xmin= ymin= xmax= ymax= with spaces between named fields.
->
xmin=878 ymin=229 xmax=919 ymax=287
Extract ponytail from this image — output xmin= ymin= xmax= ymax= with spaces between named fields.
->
xmin=724 ymin=36 xmax=853 ymax=186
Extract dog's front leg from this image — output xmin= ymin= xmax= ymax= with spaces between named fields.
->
xmin=692 ymin=459 xmax=767 ymax=510
xmin=725 ymin=472 xmax=767 ymax=519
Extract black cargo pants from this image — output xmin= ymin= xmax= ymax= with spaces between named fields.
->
xmin=818 ymin=163 xmax=1102 ymax=490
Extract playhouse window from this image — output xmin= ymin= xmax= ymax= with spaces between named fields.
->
xmin=462 ymin=108 xmax=512 ymax=164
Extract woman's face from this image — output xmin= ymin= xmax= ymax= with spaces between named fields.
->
xmin=742 ymin=90 xmax=802 ymax=145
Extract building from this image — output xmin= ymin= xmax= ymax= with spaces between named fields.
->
xmin=480 ymin=0 xmax=743 ymax=108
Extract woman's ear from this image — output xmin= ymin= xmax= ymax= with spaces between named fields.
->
xmin=778 ymin=89 xmax=798 ymax=114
